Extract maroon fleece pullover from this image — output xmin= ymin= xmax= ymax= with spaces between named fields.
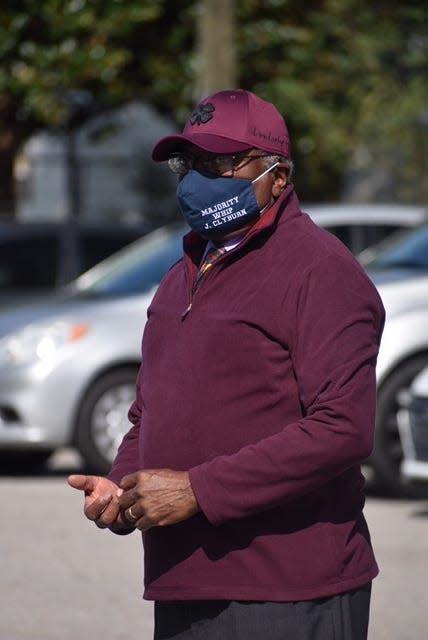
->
xmin=109 ymin=184 xmax=385 ymax=602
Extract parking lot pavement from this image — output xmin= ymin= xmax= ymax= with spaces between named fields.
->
xmin=1 ymin=449 xmax=428 ymax=640
xmin=365 ymin=496 xmax=428 ymax=640
xmin=1 ymin=451 xmax=153 ymax=640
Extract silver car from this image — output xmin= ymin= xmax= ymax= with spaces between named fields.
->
xmin=305 ymin=202 xmax=428 ymax=254
xmin=0 ymin=225 xmax=184 ymax=472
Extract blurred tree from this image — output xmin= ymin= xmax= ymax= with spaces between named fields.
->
xmin=0 ymin=0 xmax=427 ymax=212
xmin=236 ymin=0 xmax=428 ymax=201
xmin=195 ymin=0 xmax=237 ymax=99
xmin=0 ymin=0 xmax=196 ymax=213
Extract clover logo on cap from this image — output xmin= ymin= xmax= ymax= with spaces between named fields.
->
xmin=190 ymin=103 xmax=215 ymax=126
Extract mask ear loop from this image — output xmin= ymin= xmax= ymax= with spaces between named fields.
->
xmin=251 ymin=162 xmax=280 ymax=184
xmin=252 ymin=162 xmax=281 ymax=216
xmin=259 ymin=198 xmax=275 ymax=216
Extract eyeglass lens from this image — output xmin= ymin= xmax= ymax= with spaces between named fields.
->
xmin=168 ymin=153 xmax=268 ymax=175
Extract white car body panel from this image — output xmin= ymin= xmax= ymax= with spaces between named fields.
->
xmin=374 ymin=275 xmax=428 ymax=384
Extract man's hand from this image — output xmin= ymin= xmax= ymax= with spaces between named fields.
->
xmin=68 ymin=474 xmax=134 ymax=531
xmin=118 ymin=469 xmax=200 ymax=532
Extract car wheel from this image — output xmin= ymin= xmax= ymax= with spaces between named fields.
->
xmin=371 ymin=354 xmax=428 ymax=495
xmin=75 ymin=367 xmax=138 ymax=474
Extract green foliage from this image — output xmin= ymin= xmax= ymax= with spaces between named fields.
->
xmin=0 ymin=0 xmax=193 ymax=126
xmin=1 ymin=0 xmax=427 ymax=203
xmin=237 ymin=0 xmax=428 ymax=199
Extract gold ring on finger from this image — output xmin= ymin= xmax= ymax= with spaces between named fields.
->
xmin=127 ymin=506 xmax=138 ymax=522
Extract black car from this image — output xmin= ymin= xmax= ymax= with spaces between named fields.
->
xmin=0 ymin=220 xmax=151 ymax=305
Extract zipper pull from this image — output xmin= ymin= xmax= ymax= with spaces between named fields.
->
xmin=181 ymin=302 xmax=192 ymax=319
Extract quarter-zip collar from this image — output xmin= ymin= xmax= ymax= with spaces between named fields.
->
xmin=180 ymin=184 xmax=300 ymax=320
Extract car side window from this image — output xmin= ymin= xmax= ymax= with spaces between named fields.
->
xmin=0 ymin=234 xmax=59 ymax=289
xmin=325 ymin=223 xmax=403 ymax=254
xmin=79 ymin=230 xmax=143 ymax=272
xmin=325 ymin=225 xmax=352 ymax=249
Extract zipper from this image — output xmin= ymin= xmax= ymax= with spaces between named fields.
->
xmin=181 ymin=302 xmax=193 ymax=319
xmin=181 ymin=261 xmax=197 ymax=320
xmin=181 ymin=251 xmax=228 ymax=320
xmin=180 ymin=270 xmax=208 ymax=320
xmin=180 ymin=220 xmax=270 ymax=320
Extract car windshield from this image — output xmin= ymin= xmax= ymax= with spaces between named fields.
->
xmin=68 ymin=224 xmax=185 ymax=299
xmin=361 ymin=223 xmax=428 ymax=270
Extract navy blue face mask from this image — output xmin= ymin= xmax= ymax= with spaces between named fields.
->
xmin=177 ymin=163 xmax=279 ymax=237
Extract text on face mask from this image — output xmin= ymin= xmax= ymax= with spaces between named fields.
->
xmin=205 ymin=208 xmax=248 ymax=229
xmin=201 ymin=195 xmax=239 ymax=216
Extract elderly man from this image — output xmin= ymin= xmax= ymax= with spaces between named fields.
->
xmin=69 ymin=89 xmax=384 ymax=640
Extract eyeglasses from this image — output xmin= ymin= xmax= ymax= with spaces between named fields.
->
xmin=167 ymin=152 xmax=270 ymax=176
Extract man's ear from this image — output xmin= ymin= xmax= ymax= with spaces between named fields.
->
xmin=271 ymin=165 xmax=288 ymax=197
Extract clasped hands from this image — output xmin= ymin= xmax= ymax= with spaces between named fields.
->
xmin=68 ymin=469 xmax=200 ymax=532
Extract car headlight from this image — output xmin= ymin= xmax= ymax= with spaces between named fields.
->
xmin=0 ymin=321 xmax=90 ymax=367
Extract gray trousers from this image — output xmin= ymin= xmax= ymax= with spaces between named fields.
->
xmin=154 ymin=583 xmax=372 ymax=640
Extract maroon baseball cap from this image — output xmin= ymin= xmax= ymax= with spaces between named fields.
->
xmin=152 ymin=89 xmax=291 ymax=161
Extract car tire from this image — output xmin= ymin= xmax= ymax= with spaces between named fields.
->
xmin=371 ymin=354 xmax=428 ymax=495
xmin=75 ymin=367 xmax=138 ymax=475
